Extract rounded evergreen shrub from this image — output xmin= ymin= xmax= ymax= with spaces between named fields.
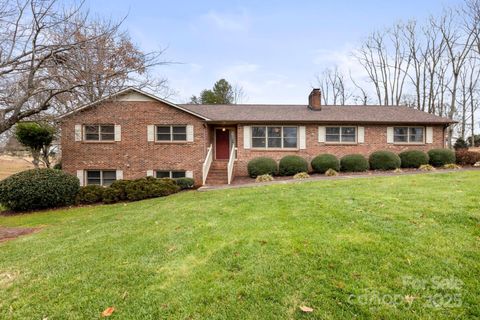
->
xmin=278 ymin=155 xmax=308 ymax=176
xmin=174 ymin=177 xmax=195 ymax=190
xmin=428 ymin=149 xmax=456 ymax=167
xmin=311 ymin=154 xmax=340 ymax=173
xmin=247 ymin=157 xmax=278 ymax=177
xmin=0 ymin=169 xmax=79 ymax=211
xmin=340 ymin=154 xmax=369 ymax=172
xmin=399 ymin=150 xmax=429 ymax=168
xmin=102 ymin=187 xmax=124 ymax=204
xmin=76 ymin=185 xmax=105 ymax=204
xmin=369 ymin=150 xmax=401 ymax=170
xmin=125 ymin=177 xmax=180 ymax=201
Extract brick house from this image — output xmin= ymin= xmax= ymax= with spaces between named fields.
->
xmin=59 ymin=87 xmax=454 ymax=186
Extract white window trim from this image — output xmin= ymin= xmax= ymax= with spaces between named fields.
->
xmin=251 ymin=126 xmax=299 ymax=150
xmin=83 ymin=124 xmax=116 ymax=142
xmin=85 ymin=170 xmax=117 ymax=186
xmin=324 ymin=126 xmax=358 ymax=144
xmin=393 ymin=126 xmax=426 ymax=144
xmin=155 ymin=125 xmax=188 ymax=143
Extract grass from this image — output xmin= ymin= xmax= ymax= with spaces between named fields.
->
xmin=0 ymin=171 xmax=479 ymax=319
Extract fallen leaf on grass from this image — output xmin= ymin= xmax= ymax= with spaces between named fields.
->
xmin=101 ymin=307 xmax=115 ymax=317
xmin=299 ymin=305 xmax=314 ymax=312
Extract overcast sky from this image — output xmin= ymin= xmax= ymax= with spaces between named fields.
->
xmin=86 ymin=0 xmax=463 ymax=104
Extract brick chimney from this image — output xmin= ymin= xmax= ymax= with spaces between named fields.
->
xmin=308 ymin=88 xmax=321 ymax=110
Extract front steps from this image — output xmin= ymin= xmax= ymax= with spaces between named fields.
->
xmin=205 ymin=160 xmax=231 ymax=185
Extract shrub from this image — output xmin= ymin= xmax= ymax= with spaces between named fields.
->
xmin=102 ymin=187 xmax=124 ymax=204
xmin=453 ymin=137 xmax=468 ymax=150
xmin=340 ymin=154 xmax=369 ymax=172
xmin=107 ymin=180 xmax=131 ymax=202
xmin=428 ymin=149 xmax=456 ymax=167
xmin=174 ymin=177 xmax=195 ymax=190
xmin=399 ymin=150 xmax=429 ymax=168
xmin=76 ymin=185 xmax=105 ymax=204
xmin=0 ymin=169 xmax=79 ymax=211
xmin=455 ymin=150 xmax=480 ymax=165
xmin=255 ymin=174 xmax=274 ymax=183
xmin=419 ymin=164 xmax=436 ymax=171
xmin=53 ymin=162 xmax=62 ymax=170
xmin=278 ymin=155 xmax=308 ymax=176
xmin=444 ymin=163 xmax=461 ymax=170
xmin=369 ymin=151 xmax=401 ymax=170
xmin=125 ymin=177 xmax=180 ymax=202
xmin=247 ymin=157 xmax=277 ymax=177
xmin=293 ymin=172 xmax=310 ymax=179
xmin=311 ymin=154 xmax=340 ymax=173
xmin=325 ymin=168 xmax=339 ymax=176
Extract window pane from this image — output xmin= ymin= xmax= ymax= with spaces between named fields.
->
xmin=100 ymin=125 xmax=114 ymax=133
xmin=283 ymin=127 xmax=297 ymax=137
xmin=341 ymin=127 xmax=356 ymax=142
xmin=394 ymin=127 xmax=408 ymax=142
xmin=84 ymin=125 xmax=99 ymax=141
xmin=326 ymin=127 xmax=340 ymax=135
xmin=102 ymin=171 xmax=116 ymax=186
xmin=283 ymin=137 xmax=297 ymax=148
xmin=267 ymin=127 xmax=281 ymax=137
xmin=409 ymin=127 xmax=424 ymax=142
xmin=326 ymin=127 xmax=340 ymax=142
xmin=156 ymin=171 xmax=170 ymax=178
xmin=86 ymin=171 xmax=101 ymax=185
xmin=172 ymin=171 xmax=186 ymax=178
xmin=252 ymin=127 xmax=266 ymax=137
xmin=268 ymin=137 xmax=282 ymax=148
xmin=172 ymin=126 xmax=186 ymax=134
xmin=172 ymin=133 xmax=187 ymax=141
xmin=100 ymin=125 xmax=114 ymax=141
xmin=252 ymin=137 xmax=266 ymax=148
xmin=157 ymin=126 xmax=170 ymax=134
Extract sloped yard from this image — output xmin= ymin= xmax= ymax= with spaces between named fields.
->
xmin=0 ymin=171 xmax=479 ymax=319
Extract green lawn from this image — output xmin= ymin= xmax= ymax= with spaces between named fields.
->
xmin=0 ymin=171 xmax=479 ymax=319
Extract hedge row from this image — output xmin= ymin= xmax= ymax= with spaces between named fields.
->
xmin=0 ymin=169 xmax=194 ymax=212
xmin=247 ymin=149 xmax=458 ymax=177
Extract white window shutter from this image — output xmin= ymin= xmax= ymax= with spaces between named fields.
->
xmin=114 ymin=125 xmax=121 ymax=141
xmin=318 ymin=126 xmax=326 ymax=143
xmin=387 ymin=127 xmax=394 ymax=143
xmin=243 ymin=126 xmax=251 ymax=149
xmin=146 ymin=170 xmax=154 ymax=177
xmin=426 ymin=127 xmax=433 ymax=144
xmin=116 ymin=170 xmax=123 ymax=180
xmin=358 ymin=127 xmax=365 ymax=143
xmin=299 ymin=126 xmax=306 ymax=149
xmin=147 ymin=125 xmax=155 ymax=142
xmin=186 ymin=125 xmax=194 ymax=142
xmin=185 ymin=171 xmax=193 ymax=178
xmin=75 ymin=125 xmax=82 ymax=142
xmin=76 ymin=170 xmax=84 ymax=186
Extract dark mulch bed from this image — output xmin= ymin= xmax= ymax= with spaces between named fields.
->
xmin=0 ymin=226 xmax=40 ymax=242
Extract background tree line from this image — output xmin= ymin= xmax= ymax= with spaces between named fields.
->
xmin=316 ymin=0 xmax=480 ymax=147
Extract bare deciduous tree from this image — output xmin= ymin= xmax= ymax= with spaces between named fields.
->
xmin=0 ymin=0 xmax=169 ymax=134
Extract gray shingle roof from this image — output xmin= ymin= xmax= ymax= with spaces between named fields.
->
xmin=179 ymin=104 xmax=455 ymax=124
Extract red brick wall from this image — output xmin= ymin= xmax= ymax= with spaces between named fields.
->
xmin=61 ymin=100 xmax=208 ymax=185
xmin=234 ymin=124 xmax=446 ymax=176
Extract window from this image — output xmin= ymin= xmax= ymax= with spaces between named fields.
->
xmin=155 ymin=170 xmax=186 ymax=179
xmin=84 ymin=125 xmax=115 ymax=141
xmin=156 ymin=125 xmax=187 ymax=141
xmin=86 ymin=170 xmax=116 ymax=186
xmin=251 ymin=126 xmax=298 ymax=149
xmin=394 ymin=127 xmax=424 ymax=143
xmin=325 ymin=126 xmax=357 ymax=143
